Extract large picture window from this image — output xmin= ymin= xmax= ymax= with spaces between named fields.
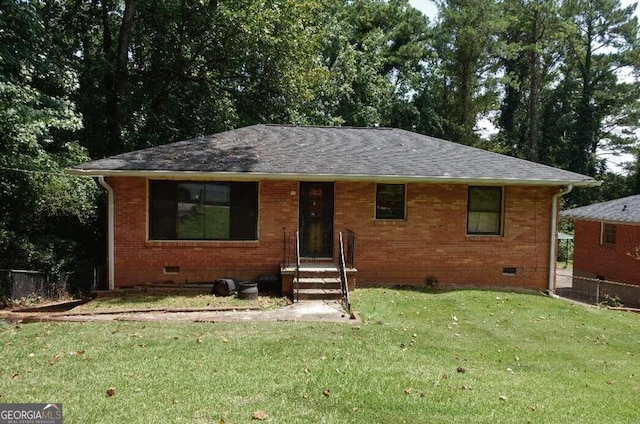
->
xmin=149 ymin=180 xmax=258 ymax=240
xmin=467 ymin=186 xmax=503 ymax=235
xmin=376 ymin=183 xmax=406 ymax=220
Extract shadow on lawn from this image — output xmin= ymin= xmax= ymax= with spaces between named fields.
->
xmin=374 ymin=284 xmax=549 ymax=298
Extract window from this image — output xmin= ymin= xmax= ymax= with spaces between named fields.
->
xmin=149 ymin=180 xmax=258 ymax=240
xmin=601 ymin=223 xmax=616 ymax=246
xmin=467 ymin=186 xmax=503 ymax=235
xmin=376 ymin=184 xmax=405 ymax=220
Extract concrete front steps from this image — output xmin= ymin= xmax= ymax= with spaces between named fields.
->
xmin=281 ymin=263 xmax=356 ymax=302
xmin=296 ymin=276 xmax=342 ymax=301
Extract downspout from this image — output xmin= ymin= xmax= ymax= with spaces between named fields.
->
xmin=548 ymin=185 xmax=572 ymax=294
xmin=97 ymin=176 xmax=115 ymax=290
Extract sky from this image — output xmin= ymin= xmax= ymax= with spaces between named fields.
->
xmin=409 ymin=0 xmax=639 ymax=20
xmin=408 ymin=0 xmax=437 ymax=19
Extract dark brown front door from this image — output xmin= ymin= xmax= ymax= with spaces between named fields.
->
xmin=299 ymin=182 xmax=334 ymax=258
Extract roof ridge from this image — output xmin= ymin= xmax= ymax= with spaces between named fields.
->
xmin=263 ymin=123 xmax=394 ymax=130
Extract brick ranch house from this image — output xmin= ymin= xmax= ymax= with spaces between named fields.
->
xmin=561 ymin=194 xmax=640 ymax=287
xmin=70 ymin=125 xmax=597 ymax=296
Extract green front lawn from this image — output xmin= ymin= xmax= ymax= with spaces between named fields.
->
xmin=1 ymin=289 xmax=638 ymax=423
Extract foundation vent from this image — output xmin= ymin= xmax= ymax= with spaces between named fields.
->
xmin=502 ymin=267 xmax=517 ymax=276
xmin=164 ymin=266 xmax=180 ymax=274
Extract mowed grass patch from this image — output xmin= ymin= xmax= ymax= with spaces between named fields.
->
xmin=0 ymin=289 xmax=638 ymax=423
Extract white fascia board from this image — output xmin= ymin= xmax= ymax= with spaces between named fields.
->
xmin=68 ymin=169 xmax=601 ymax=187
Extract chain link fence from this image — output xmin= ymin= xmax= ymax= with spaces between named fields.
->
xmin=556 ymin=275 xmax=640 ymax=308
xmin=0 ymin=267 xmax=104 ymax=301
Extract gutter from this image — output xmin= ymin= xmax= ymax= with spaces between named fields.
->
xmin=97 ymin=176 xmax=115 ymax=290
xmin=548 ymin=185 xmax=573 ymax=294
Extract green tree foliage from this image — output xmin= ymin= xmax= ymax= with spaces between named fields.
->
xmin=560 ymin=0 xmax=640 ymax=178
xmin=492 ymin=0 xmax=640 ymax=204
xmin=54 ymin=0 xmax=327 ymax=157
xmin=421 ymin=0 xmax=503 ymax=145
xmin=496 ymin=0 xmax=562 ymax=161
xmin=2 ymin=0 xmax=640 ymax=272
xmin=0 ymin=0 xmax=99 ymax=271
xmin=306 ymin=0 xmax=430 ymax=127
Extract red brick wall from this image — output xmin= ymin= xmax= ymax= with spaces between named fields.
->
xmin=336 ymin=183 xmax=554 ymax=290
xmin=110 ymin=177 xmax=299 ymax=286
xmin=108 ymin=177 xmax=556 ymax=291
xmin=573 ymin=220 xmax=640 ymax=285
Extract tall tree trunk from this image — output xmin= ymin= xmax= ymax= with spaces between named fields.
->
xmin=526 ymin=8 xmax=540 ymax=162
xmin=115 ymin=0 xmax=136 ymax=97
xmin=103 ymin=0 xmax=137 ymax=156
xmin=571 ymin=20 xmax=596 ymax=176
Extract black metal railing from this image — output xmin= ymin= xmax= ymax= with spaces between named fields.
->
xmin=338 ymin=232 xmax=351 ymax=314
xmin=282 ymin=229 xmax=302 ymax=302
xmin=344 ymin=229 xmax=355 ymax=269
xmin=295 ymin=230 xmax=301 ymax=303
xmin=283 ymin=229 xmax=297 ymax=268
xmin=284 ymin=227 xmax=354 ymax=306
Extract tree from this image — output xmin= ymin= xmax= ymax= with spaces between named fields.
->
xmin=60 ymin=0 xmax=328 ymax=156
xmin=496 ymin=0 xmax=562 ymax=161
xmin=492 ymin=0 xmax=640 ymax=205
xmin=0 ymin=0 xmax=99 ymax=271
xmin=560 ymin=0 xmax=640 ymax=178
xmin=307 ymin=0 xmax=431 ymax=127
xmin=428 ymin=0 xmax=503 ymax=145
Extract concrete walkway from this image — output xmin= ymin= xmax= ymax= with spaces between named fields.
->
xmin=556 ymin=267 xmax=573 ymax=288
xmin=3 ymin=300 xmax=357 ymax=324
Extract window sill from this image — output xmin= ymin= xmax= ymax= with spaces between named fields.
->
xmin=374 ymin=219 xmax=407 ymax=226
xmin=465 ymin=235 xmax=504 ymax=242
xmin=146 ymin=240 xmax=260 ymax=248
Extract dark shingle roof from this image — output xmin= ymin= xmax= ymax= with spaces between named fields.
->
xmin=561 ymin=194 xmax=640 ymax=224
xmin=70 ymin=124 xmax=596 ymax=185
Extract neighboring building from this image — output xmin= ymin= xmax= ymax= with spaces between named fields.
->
xmin=562 ymin=194 xmax=640 ymax=286
xmin=70 ymin=124 xmax=597 ymax=295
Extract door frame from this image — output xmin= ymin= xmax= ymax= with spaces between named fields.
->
xmin=299 ymin=182 xmax=334 ymax=258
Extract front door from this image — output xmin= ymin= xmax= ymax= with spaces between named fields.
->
xmin=299 ymin=182 xmax=334 ymax=258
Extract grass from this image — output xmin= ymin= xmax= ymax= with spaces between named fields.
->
xmin=557 ymin=259 xmax=573 ymax=270
xmin=1 ymin=288 xmax=639 ymax=423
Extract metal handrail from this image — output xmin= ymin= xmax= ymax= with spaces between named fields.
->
xmin=295 ymin=230 xmax=300 ymax=303
xmin=338 ymin=232 xmax=351 ymax=314
xmin=344 ymin=228 xmax=355 ymax=268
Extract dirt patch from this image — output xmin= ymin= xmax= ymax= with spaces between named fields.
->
xmin=1 ymin=300 xmax=357 ymax=325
